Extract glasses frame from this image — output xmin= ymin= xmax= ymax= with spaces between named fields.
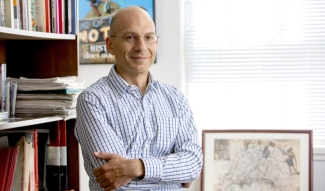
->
xmin=110 ymin=34 xmax=159 ymax=44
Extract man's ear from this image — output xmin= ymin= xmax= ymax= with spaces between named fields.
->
xmin=106 ymin=37 xmax=115 ymax=55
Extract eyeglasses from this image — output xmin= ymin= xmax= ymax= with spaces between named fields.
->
xmin=110 ymin=34 xmax=159 ymax=44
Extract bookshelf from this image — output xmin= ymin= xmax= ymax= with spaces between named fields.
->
xmin=0 ymin=26 xmax=80 ymax=190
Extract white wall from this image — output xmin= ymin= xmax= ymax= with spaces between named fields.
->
xmin=78 ymin=1 xmax=325 ymax=190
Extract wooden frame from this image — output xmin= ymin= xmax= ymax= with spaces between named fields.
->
xmin=201 ymin=130 xmax=313 ymax=191
xmin=78 ymin=0 xmax=156 ymax=65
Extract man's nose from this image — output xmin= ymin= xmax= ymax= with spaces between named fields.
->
xmin=134 ymin=37 xmax=148 ymax=51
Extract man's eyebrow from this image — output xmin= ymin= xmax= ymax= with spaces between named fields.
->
xmin=121 ymin=31 xmax=156 ymax=35
xmin=121 ymin=31 xmax=137 ymax=35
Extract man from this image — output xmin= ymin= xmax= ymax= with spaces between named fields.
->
xmin=75 ymin=6 xmax=203 ymax=191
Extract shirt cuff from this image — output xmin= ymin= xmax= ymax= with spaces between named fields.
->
xmin=140 ymin=158 xmax=162 ymax=182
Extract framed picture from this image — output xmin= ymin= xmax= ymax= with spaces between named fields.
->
xmin=78 ymin=0 xmax=156 ymax=64
xmin=201 ymin=130 xmax=313 ymax=191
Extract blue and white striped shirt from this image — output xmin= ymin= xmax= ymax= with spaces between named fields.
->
xmin=74 ymin=66 xmax=203 ymax=190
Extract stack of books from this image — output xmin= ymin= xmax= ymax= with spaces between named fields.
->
xmin=6 ymin=76 xmax=85 ymax=119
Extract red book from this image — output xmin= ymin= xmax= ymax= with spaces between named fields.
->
xmin=0 ymin=146 xmax=20 ymax=191
xmin=45 ymin=0 xmax=51 ymax=32
xmin=57 ymin=0 xmax=63 ymax=34
xmin=33 ymin=130 xmax=39 ymax=191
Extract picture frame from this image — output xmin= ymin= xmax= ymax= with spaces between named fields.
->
xmin=78 ymin=0 xmax=156 ymax=65
xmin=201 ymin=129 xmax=313 ymax=191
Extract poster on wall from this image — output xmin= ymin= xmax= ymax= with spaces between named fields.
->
xmin=78 ymin=0 xmax=156 ymax=65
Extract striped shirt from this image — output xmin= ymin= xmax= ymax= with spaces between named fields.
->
xmin=74 ymin=65 xmax=203 ymax=191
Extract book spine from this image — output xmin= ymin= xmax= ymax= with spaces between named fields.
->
xmin=0 ymin=0 xmax=5 ymax=26
xmin=37 ymin=129 xmax=49 ymax=191
xmin=50 ymin=0 xmax=56 ymax=33
xmin=4 ymin=0 xmax=13 ymax=28
xmin=59 ymin=120 xmax=68 ymax=190
xmin=0 ymin=63 xmax=6 ymax=112
xmin=46 ymin=122 xmax=61 ymax=190
xmin=30 ymin=0 xmax=35 ymax=31
xmin=69 ymin=0 xmax=75 ymax=34
xmin=6 ymin=81 xmax=10 ymax=115
xmin=45 ymin=0 xmax=50 ymax=32
xmin=10 ymin=82 xmax=17 ymax=116
xmin=12 ymin=0 xmax=19 ymax=29
xmin=56 ymin=0 xmax=62 ymax=34
xmin=24 ymin=133 xmax=33 ymax=191
xmin=19 ymin=0 xmax=24 ymax=29
xmin=29 ymin=140 xmax=35 ymax=191
xmin=0 ymin=146 xmax=20 ymax=191
xmin=34 ymin=0 xmax=46 ymax=32
xmin=33 ymin=130 xmax=39 ymax=191
xmin=63 ymin=0 xmax=68 ymax=34
xmin=23 ymin=0 xmax=28 ymax=30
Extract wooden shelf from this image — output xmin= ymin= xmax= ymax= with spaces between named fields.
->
xmin=0 ymin=27 xmax=76 ymax=40
xmin=0 ymin=19 xmax=80 ymax=190
xmin=0 ymin=115 xmax=76 ymax=130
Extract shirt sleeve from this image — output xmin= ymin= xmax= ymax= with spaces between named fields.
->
xmin=140 ymin=90 xmax=203 ymax=183
xmin=74 ymin=90 xmax=127 ymax=177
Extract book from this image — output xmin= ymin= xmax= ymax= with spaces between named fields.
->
xmin=12 ymin=0 xmax=20 ymax=29
xmin=36 ymin=129 xmax=50 ymax=191
xmin=45 ymin=0 xmax=50 ymax=32
xmin=69 ymin=0 xmax=76 ymax=34
xmin=50 ymin=0 xmax=56 ymax=33
xmin=34 ymin=0 xmax=46 ymax=32
xmin=21 ymin=0 xmax=29 ymax=30
xmin=46 ymin=122 xmax=61 ymax=190
xmin=0 ymin=146 xmax=20 ymax=191
xmin=59 ymin=120 xmax=68 ymax=190
xmin=0 ymin=0 xmax=5 ymax=27
xmin=4 ymin=132 xmax=33 ymax=191
xmin=64 ymin=0 xmax=68 ymax=34
xmin=32 ymin=129 xmax=39 ymax=191
xmin=0 ymin=63 xmax=6 ymax=111
xmin=4 ymin=0 xmax=13 ymax=28
xmin=57 ymin=0 xmax=63 ymax=34
xmin=29 ymin=0 xmax=36 ymax=31
xmin=10 ymin=82 xmax=17 ymax=116
xmin=5 ymin=81 xmax=10 ymax=115
xmin=0 ymin=130 xmax=38 ymax=191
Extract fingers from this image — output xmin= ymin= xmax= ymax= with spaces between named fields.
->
xmin=94 ymin=152 xmax=115 ymax=160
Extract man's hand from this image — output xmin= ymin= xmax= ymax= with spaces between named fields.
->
xmin=93 ymin=152 xmax=144 ymax=191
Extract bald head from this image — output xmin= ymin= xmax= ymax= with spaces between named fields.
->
xmin=110 ymin=6 xmax=155 ymax=36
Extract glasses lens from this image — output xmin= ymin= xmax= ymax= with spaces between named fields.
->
xmin=144 ymin=35 xmax=157 ymax=43
xmin=124 ymin=35 xmax=138 ymax=43
xmin=123 ymin=35 xmax=158 ymax=43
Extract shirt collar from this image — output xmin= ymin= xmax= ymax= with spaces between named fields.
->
xmin=108 ymin=64 xmax=158 ymax=98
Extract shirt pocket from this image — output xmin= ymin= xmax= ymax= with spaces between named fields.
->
xmin=153 ymin=117 xmax=179 ymax=155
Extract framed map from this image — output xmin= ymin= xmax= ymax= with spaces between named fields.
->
xmin=201 ymin=130 xmax=313 ymax=191
xmin=78 ymin=0 xmax=156 ymax=64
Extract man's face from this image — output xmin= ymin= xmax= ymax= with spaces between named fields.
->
xmin=106 ymin=10 xmax=158 ymax=77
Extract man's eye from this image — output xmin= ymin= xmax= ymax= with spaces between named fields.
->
xmin=145 ymin=35 xmax=154 ymax=40
xmin=125 ymin=35 xmax=137 ymax=40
